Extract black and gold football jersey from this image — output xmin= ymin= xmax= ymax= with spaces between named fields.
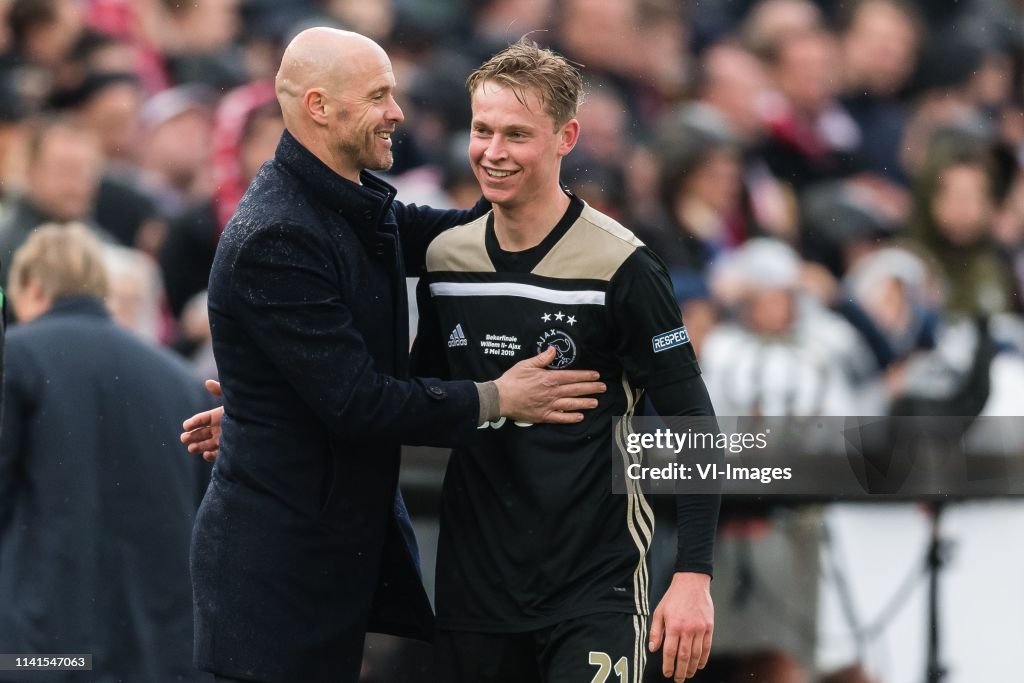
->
xmin=414 ymin=193 xmax=703 ymax=632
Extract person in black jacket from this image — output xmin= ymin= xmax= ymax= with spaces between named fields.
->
xmin=0 ymin=224 xmax=213 ymax=683
xmin=186 ymin=28 xmax=605 ymax=683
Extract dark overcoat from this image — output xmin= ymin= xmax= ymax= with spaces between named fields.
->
xmin=0 ymin=296 xmax=213 ymax=683
xmin=192 ymin=130 xmax=483 ymax=682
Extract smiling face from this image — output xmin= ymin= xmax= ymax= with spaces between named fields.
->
xmin=326 ymin=45 xmax=404 ymax=179
xmin=468 ymin=80 xmax=578 ymax=210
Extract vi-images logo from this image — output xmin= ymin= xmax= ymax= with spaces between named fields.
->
xmin=448 ymin=323 xmax=468 ymax=348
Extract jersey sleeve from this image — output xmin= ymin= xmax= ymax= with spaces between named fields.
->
xmin=648 ymin=377 xmax=720 ymax=577
xmin=609 ymin=246 xmax=701 ymax=389
xmin=611 ymin=248 xmax=718 ymax=576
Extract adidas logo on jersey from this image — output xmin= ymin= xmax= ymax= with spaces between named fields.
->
xmin=448 ymin=324 xmax=468 ymax=348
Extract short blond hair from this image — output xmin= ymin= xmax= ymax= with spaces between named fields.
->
xmin=9 ymin=223 xmax=109 ymax=301
xmin=467 ymin=38 xmax=584 ymax=129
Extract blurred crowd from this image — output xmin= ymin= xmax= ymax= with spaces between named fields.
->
xmin=0 ymin=0 xmax=1021 ymax=419
xmin=1 ymin=0 xmax=1022 ymax=420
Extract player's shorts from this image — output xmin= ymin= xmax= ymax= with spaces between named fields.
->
xmin=436 ymin=612 xmax=649 ymax=683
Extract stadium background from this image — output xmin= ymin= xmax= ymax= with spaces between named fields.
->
xmin=2 ymin=0 xmax=1024 ymax=681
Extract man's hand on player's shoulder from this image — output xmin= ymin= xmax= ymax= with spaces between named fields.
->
xmin=649 ymin=571 xmax=714 ymax=682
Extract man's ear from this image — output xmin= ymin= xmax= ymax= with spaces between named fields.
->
xmin=12 ymin=277 xmax=51 ymax=323
xmin=304 ymin=88 xmax=330 ymax=126
xmin=557 ymin=119 xmax=580 ymax=157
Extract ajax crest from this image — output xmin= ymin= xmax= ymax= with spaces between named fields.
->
xmin=537 ymin=328 xmax=577 ymax=368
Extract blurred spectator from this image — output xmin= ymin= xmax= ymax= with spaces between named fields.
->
xmin=695 ymin=40 xmax=775 ymax=146
xmin=235 ymin=2 xmax=296 ymax=82
xmin=49 ymin=70 xmax=165 ymax=253
xmin=439 ymin=134 xmax=482 ymax=209
xmin=757 ymin=22 xmax=868 ymax=188
xmin=0 ymin=70 xmax=29 ymax=195
xmin=642 ymin=109 xmax=747 ymax=298
xmin=898 ymin=90 xmax=989 ymax=180
xmin=843 ymin=247 xmax=939 ymax=349
xmin=139 ymin=84 xmax=215 ymax=216
xmin=179 ymin=289 xmax=217 ymax=379
xmin=321 ymin=0 xmax=394 ymax=43
xmin=839 ymin=0 xmax=921 ymax=100
xmin=103 ymin=242 xmax=165 ymax=342
xmin=156 ymin=0 xmax=246 ymax=89
xmin=759 ymin=28 xmax=863 ymax=190
xmin=0 ymin=223 xmax=212 ymax=683
xmin=799 ymin=179 xmax=901 ymax=276
xmin=702 ymin=238 xmax=879 ymax=416
xmin=158 ymin=82 xmax=281 ymax=321
xmin=907 ymin=129 xmax=1019 ymax=315
xmin=561 ymin=84 xmax=631 ymax=216
xmin=699 ymin=241 xmax=874 ymax=678
xmin=82 ymin=0 xmax=171 ymax=94
xmin=0 ymin=115 xmax=105 ymax=288
xmin=838 ymin=246 xmax=942 ymax=403
xmin=0 ymin=0 xmax=11 ymax=54
xmin=70 ymin=28 xmax=140 ymax=75
xmin=557 ymin=0 xmax=689 ymax=125
xmin=741 ymin=0 xmax=824 ymax=59
xmin=837 ymin=0 xmax=923 ymax=182
xmin=694 ymin=40 xmax=799 ymax=240
xmin=574 ymin=80 xmax=629 ymax=166
xmin=461 ymin=0 xmax=555 ymax=63
xmin=60 ymin=71 xmax=142 ymax=162
xmin=8 ymin=0 xmax=82 ymax=69
xmin=401 ymin=48 xmax=474 ymax=167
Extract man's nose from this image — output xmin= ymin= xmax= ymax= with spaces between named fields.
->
xmin=485 ymin=135 xmax=507 ymax=160
xmin=387 ymin=97 xmax=404 ymax=123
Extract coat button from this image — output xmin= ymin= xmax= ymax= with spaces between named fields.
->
xmin=363 ymin=210 xmax=373 ymax=221
xmin=427 ymin=385 xmax=446 ymax=399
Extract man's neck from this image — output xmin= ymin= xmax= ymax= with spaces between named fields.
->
xmin=291 ymin=127 xmax=362 ymax=184
xmin=492 ymin=184 xmax=571 ymax=252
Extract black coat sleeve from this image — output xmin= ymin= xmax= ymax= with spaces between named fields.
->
xmin=228 ymin=223 xmax=480 ymax=448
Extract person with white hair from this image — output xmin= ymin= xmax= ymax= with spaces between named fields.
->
xmin=702 ymin=238 xmax=878 ymax=416
xmin=0 ymin=224 xmax=213 ymax=683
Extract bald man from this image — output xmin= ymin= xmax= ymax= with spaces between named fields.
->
xmin=189 ymin=28 xmax=604 ymax=683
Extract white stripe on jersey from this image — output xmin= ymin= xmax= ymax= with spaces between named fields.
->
xmin=429 ymin=281 xmax=606 ymax=306
xmin=632 ymin=614 xmax=649 ymax=682
xmin=633 ymin=614 xmax=641 ymax=683
xmin=616 ymin=376 xmax=653 ymax=620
